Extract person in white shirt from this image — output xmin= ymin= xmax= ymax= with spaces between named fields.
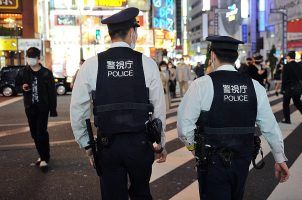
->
xmin=70 ymin=7 xmax=167 ymax=200
xmin=177 ymin=36 xmax=289 ymax=200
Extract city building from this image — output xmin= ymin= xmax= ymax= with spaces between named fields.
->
xmin=265 ymin=0 xmax=302 ymax=59
xmin=0 ymin=0 xmax=42 ymax=68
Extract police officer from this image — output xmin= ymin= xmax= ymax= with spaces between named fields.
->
xmin=70 ymin=7 xmax=167 ymax=200
xmin=177 ymin=36 xmax=289 ymax=200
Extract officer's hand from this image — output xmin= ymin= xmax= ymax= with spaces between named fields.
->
xmin=275 ymin=162 xmax=290 ymax=183
xmin=191 ymin=150 xmax=195 ymax=157
xmin=85 ymin=148 xmax=94 ymax=167
xmin=155 ymin=148 xmax=167 ymax=163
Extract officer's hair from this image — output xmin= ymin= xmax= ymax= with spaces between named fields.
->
xmin=213 ymin=49 xmax=238 ymax=64
xmin=109 ymin=27 xmax=131 ymax=39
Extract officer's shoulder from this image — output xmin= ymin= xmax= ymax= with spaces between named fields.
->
xmin=193 ymin=75 xmax=212 ymax=86
xmin=82 ymin=55 xmax=98 ymax=70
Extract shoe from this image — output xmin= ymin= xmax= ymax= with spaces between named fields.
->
xmin=39 ymin=161 xmax=48 ymax=168
xmin=281 ymin=120 xmax=291 ymax=124
xmin=35 ymin=158 xmax=41 ymax=166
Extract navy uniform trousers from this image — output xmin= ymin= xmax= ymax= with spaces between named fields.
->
xmin=198 ymin=147 xmax=253 ymax=200
xmin=97 ymin=133 xmax=154 ymax=200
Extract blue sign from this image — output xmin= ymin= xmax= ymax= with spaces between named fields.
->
xmin=152 ymin=0 xmax=175 ymax=32
xmin=242 ymin=24 xmax=248 ymax=43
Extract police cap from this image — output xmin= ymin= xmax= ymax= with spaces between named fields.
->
xmin=101 ymin=7 xmax=140 ymax=32
xmin=206 ymin=35 xmax=244 ymax=51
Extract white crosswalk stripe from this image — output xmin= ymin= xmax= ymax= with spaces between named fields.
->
xmin=149 ymin=94 xmax=302 ymax=200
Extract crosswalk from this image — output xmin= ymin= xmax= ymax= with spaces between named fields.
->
xmin=150 ymin=92 xmax=302 ymax=200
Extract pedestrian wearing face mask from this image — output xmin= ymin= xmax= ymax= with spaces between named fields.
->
xmin=70 ymin=7 xmax=167 ymax=199
xmin=159 ymin=61 xmax=171 ymax=110
xmin=16 ymin=47 xmax=57 ymax=169
xmin=176 ymin=58 xmax=191 ymax=97
xmin=168 ymin=61 xmax=177 ymax=98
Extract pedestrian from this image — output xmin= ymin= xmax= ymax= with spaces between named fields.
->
xmin=262 ymin=60 xmax=271 ymax=91
xmin=240 ymin=57 xmax=263 ymax=85
xmin=177 ymin=36 xmax=289 ymax=200
xmin=70 ymin=7 xmax=167 ymax=200
xmin=273 ymin=58 xmax=284 ymax=96
xmin=168 ymin=61 xmax=177 ymax=98
xmin=281 ymin=51 xmax=302 ymax=124
xmin=176 ymin=58 xmax=191 ymax=97
xmin=194 ymin=62 xmax=205 ymax=78
xmin=70 ymin=58 xmax=85 ymax=89
xmin=252 ymin=53 xmax=266 ymax=86
xmin=16 ymin=47 xmax=57 ymax=169
xmin=159 ymin=61 xmax=171 ymax=110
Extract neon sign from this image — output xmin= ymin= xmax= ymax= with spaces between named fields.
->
xmin=152 ymin=0 xmax=175 ymax=32
xmin=226 ymin=4 xmax=238 ymax=22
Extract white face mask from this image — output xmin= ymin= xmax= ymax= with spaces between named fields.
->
xmin=27 ymin=58 xmax=38 ymax=67
xmin=130 ymin=29 xmax=137 ymax=49
xmin=161 ymin=66 xmax=167 ymax=71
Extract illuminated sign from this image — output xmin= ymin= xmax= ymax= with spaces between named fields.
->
xmin=55 ymin=15 xmax=77 ymax=26
xmin=152 ymin=0 xmax=175 ymax=32
xmin=226 ymin=4 xmax=238 ymax=22
xmin=0 ymin=38 xmax=17 ymax=51
xmin=18 ymin=39 xmax=42 ymax=51
xmin=241 ymin=0 xmax=249 ymax=18
xmin=202 ymin=0 xmax=211 ymax=11
xmin=86 ymin=0 xmax=127 ymax=7
xmin=0 ymin=0 xmax=21 ymax=13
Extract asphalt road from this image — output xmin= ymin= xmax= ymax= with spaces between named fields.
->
xmin=0 ymin=93 xmax=301 ymax=200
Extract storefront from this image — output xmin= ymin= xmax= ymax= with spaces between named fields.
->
xmin=287 ymin=18 xmax=302 ymax=60
xmin=48 ymin=0 xmax=153 ymax=77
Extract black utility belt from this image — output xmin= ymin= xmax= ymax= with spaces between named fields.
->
xmin=96 ymin=130 xmax=147 ymax=146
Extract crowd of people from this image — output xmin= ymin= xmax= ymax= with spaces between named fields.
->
xmin=158 ymin=58 xmax=206 ymax=110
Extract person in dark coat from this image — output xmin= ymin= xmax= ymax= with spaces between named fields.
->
xmin=281 ymin=51 xmax=302 ymax=124
xmin=16 ymin=47 xmax=57 ymax=168
xmin=240 ymin=57 xmax=264 ymax=86
xmin=273 ymin=58 xmax=284 ymax=96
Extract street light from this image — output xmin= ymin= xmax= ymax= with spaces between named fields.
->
xmin=270 ymin=9 xmax=288 ymax=56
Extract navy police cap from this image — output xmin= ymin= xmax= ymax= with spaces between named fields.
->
xmin=206 ymin=35 xmax=244 ymax=51
xmin=101 ymin=7 xmax=140 ymax=32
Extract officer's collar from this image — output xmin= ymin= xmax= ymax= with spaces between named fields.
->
xmin=215 ymin=64 xmax=237 ymax=72
xmin=110 ymin=42 xmax=131 ymax=48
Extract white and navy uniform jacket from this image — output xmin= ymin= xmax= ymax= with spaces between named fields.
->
xmin=70 ymin=42 xmax=166 ymax=148
xmin=177 ymin=65 xmax=287 ymax=163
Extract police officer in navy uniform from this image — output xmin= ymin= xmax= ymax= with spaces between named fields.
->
xmin=70 ymin=7 xmax=167 ymax=200
xmin=177 ymin=36 xmax=289 ymax=200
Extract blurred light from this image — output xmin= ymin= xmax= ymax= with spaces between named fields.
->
xmin=241 ymin=0 xmax=249 ymax=18
xmin=197 ymin=46 xmax=201 ymax=53
xmin=202 ymin=0 xmax=211 ymax=11
xmin=182 ymin=0 xmax=187 ymax=16
xmin=259 ymin=11 xmax=265 ymax=31
xmin=259 ymin=0 xmax=265 ymax=12
xmin=226 ymin=4 xmax=238 ymax=22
